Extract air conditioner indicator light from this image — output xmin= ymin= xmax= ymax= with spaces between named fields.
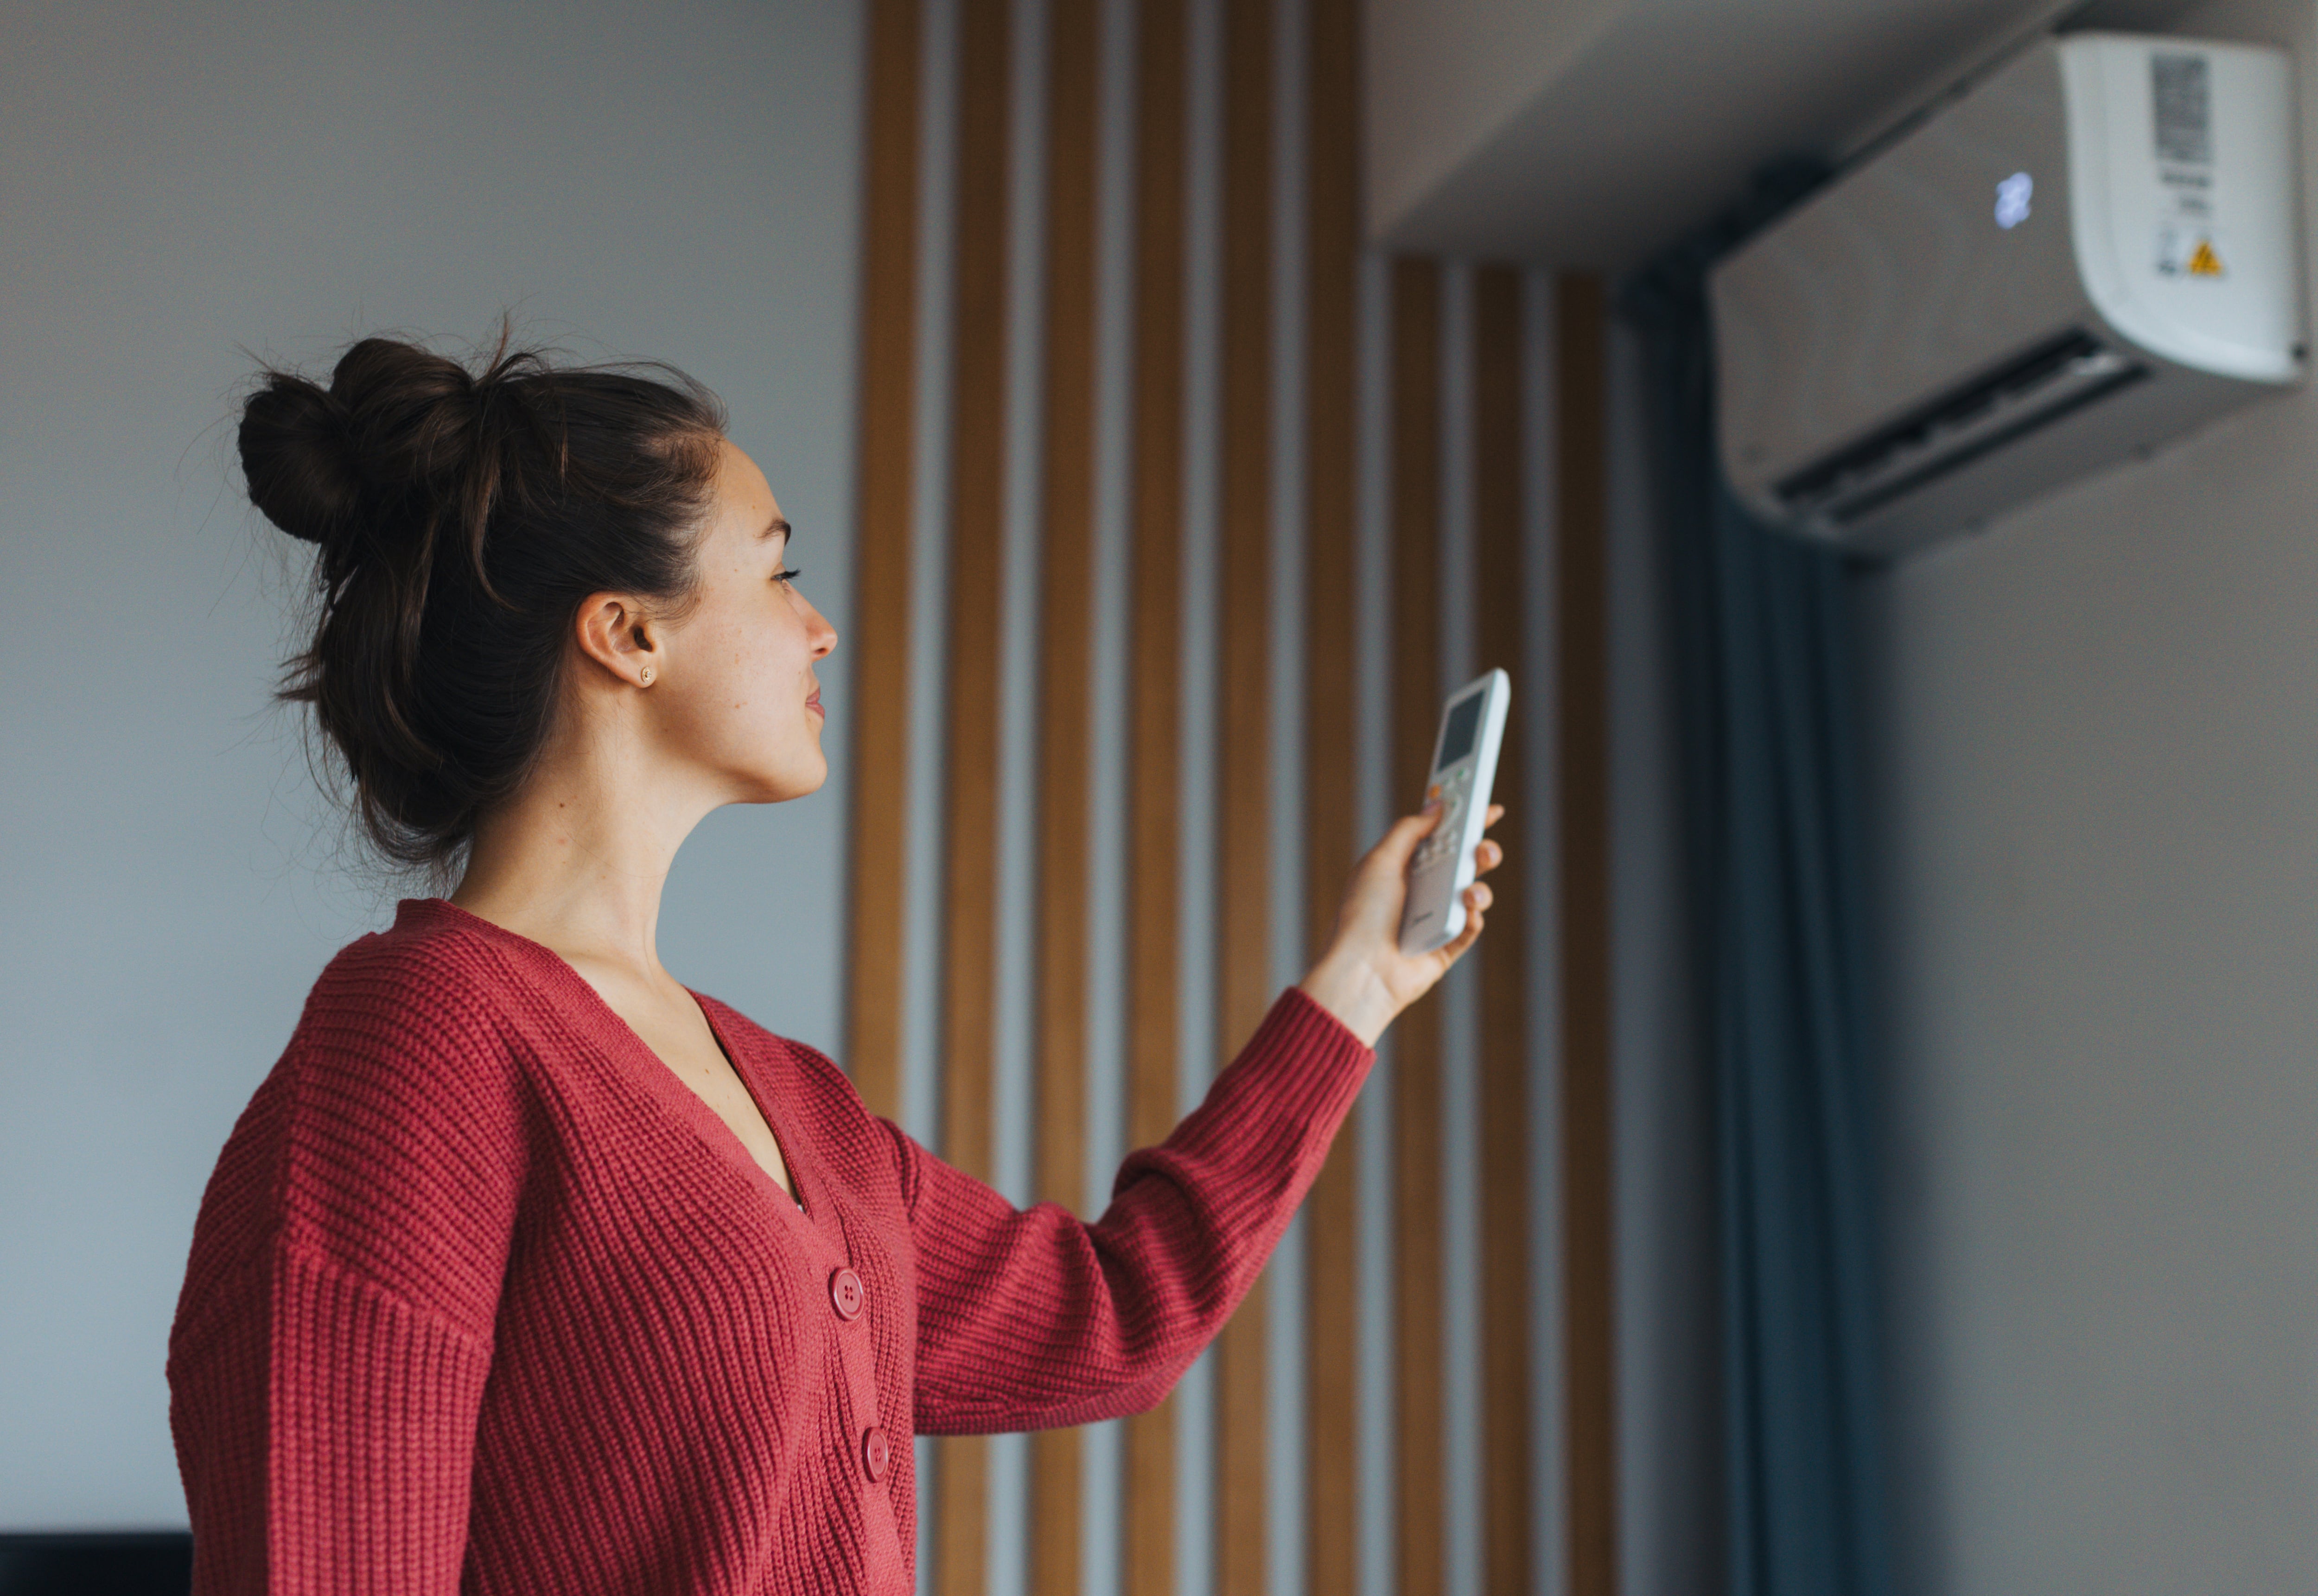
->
xmin=1995 ymin=171 xmax=2034 ymax=229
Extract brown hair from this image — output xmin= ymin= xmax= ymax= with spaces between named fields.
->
xmin=240 ymin=333 xmax=727 ymax=871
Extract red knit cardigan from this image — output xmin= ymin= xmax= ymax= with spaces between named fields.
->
xmin=167 ymin=899 xmax=1372 ymax=1595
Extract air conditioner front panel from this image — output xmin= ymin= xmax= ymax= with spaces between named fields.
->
xmin=1713 ymin=43 xmax=2091 ymax=512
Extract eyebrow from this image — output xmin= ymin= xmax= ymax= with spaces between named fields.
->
xmin=760 ymin=517 xmax=793 ymax=543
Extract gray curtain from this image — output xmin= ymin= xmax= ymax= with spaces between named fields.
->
xmin=1624 ymin=179 xmax=1892 ymax=1596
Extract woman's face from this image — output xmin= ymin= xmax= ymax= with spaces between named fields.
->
xmin=650 ymin=439 xmax=838 ymax=805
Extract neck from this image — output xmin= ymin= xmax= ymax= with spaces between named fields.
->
xmin=450 ymin=709 xmax=719 ymax=979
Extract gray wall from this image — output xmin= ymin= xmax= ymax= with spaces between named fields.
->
xmin=1358 ymin=0 xmax=1619 ymax=243
xmin=0 ymin=0 xmax=864 ymax=1527
xmin=1869 ymin=2 xmax=2318 ymax=1590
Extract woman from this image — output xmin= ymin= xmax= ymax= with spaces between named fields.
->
xmin=169 ymin=335 xmax=1504 ymax=1595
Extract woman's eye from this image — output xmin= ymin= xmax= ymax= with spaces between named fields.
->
xmin=775 ymin=567 xmax=802 ymax=586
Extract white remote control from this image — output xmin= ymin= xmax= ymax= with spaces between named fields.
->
xmin=1397 ymin=668 xmax=1510 ymax=956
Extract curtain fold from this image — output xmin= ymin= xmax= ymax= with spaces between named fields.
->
xmin=1624 ymin=179 xmax=1892 ymax=1596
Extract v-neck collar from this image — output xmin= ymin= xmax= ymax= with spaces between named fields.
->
xmin=397 ymin=897 xmax=823 ymax=1233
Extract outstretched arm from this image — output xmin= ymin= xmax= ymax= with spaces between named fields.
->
xmin=905 ymin=803 xmax=1506 ymax=1434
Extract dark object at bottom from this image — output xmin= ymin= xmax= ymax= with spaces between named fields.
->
xmin=0 ymin=1533 xmax=192 ymax=1596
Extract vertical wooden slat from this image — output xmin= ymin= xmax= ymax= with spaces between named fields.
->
xmin=1215 ymin=0 xmax=1275 ymax=1591
xmin=843 ymin=0 xmax=923 ymax=1125
xmin=1390 ymin=256 xmax=1446 ymax=1596
xmin=1556 ymin=272 xmax=1617 ymax=1596
xmin=1301 ymin=0 xmax=1361 ymax=1591
xmin=936 ymin=4 xmax=1016 ymax=1592
xmin=1123 ymin=1 xmax=1188 ymax=1592
xmin=1031 ymin=0 xmax=1102 ymax=1591
xmin=1472 ymin=265 xmax=1533 ymax=1596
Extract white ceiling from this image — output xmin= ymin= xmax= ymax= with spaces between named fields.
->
xmin=1363 ymin=0 xmax=2210 ymax=268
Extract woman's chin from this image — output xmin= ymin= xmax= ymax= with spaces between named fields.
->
xmin=739 ymin=755 xmax=830 ymax=806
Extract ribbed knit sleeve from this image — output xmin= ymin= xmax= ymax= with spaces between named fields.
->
xmin=168 ymin=935 xmax=531 ymax=1596
xmin=898 ymin=987 xmax=1372 ymax=1435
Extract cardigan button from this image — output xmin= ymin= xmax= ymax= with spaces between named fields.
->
xmin=862 ymin=1425 xmax=891 ymax=1482
xmin=830 ymin=1267 xmax=865 ymax=1321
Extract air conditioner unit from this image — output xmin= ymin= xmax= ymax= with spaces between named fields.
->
xmin=1710 ymin=33 xmax=2304 ymax=560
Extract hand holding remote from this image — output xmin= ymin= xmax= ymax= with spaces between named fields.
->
xmin=1296 ymin=802 xmax=1507 ymax=1048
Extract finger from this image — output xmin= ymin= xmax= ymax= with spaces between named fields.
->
xmin=1485 ymin=803 xmax=1505 ymax=827
xmin=1440 ymin=899 xmax=1485 ymax=965
xmin=1466 ymin=880 xmax=1494 ymax=914
xmin=1472 ymin=839 xmax=1504 ymax=875
xmin=1371 ymin=804 xmax=1445 ymax=871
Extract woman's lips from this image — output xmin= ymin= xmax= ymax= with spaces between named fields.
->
xmin=806 ymin=691 xmax=824 ymax=716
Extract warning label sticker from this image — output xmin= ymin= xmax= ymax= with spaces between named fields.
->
xmin=2157 ymin=224 xmax=2227 ymax=279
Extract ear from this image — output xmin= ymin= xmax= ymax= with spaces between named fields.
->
xmin=573 ymin=592 xmax=664 ymax=689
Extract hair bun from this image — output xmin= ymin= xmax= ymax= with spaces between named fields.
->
xmin=239 ymin=370 xmax=360 ymax=548
xmin=240 ymin=337 xmax=489 ymax=554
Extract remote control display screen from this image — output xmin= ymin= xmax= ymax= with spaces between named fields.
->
xmin=1437 ymin=692 xmax=1484 ymax=769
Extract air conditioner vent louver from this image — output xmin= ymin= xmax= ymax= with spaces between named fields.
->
xmin=1774 ymin=331 xmax=2148 ymax=530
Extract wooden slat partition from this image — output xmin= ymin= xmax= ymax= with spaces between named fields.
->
xmin=845 ymin=13 xmax=1573 ymax=1596
xmin=936 ymin=3 xmax=1015 ymax=1592
xmin=1030 ymin=0 xmax=1102 ymax=1590
xmin=842 ymin=0 xmax=923 ymax=1125
xmin=1471 ymin=265 xmax=1533 ymax=1596
xmin=1556 ymin=273 xmax=1617 ymax=1596
xmin=1213 ymin=0 xmax=1276 ymax=1591
xmin=1122 ymin=1 xmax=1188 ymax=1591
xmin=1300 ymin=0 xmax=1361 ymax=1591
xmin=1389 ymin=257 xmax=1446 ymax=1596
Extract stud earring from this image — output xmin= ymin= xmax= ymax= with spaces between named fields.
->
xmin=639 ymin=666 xmax=655 ymax=685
